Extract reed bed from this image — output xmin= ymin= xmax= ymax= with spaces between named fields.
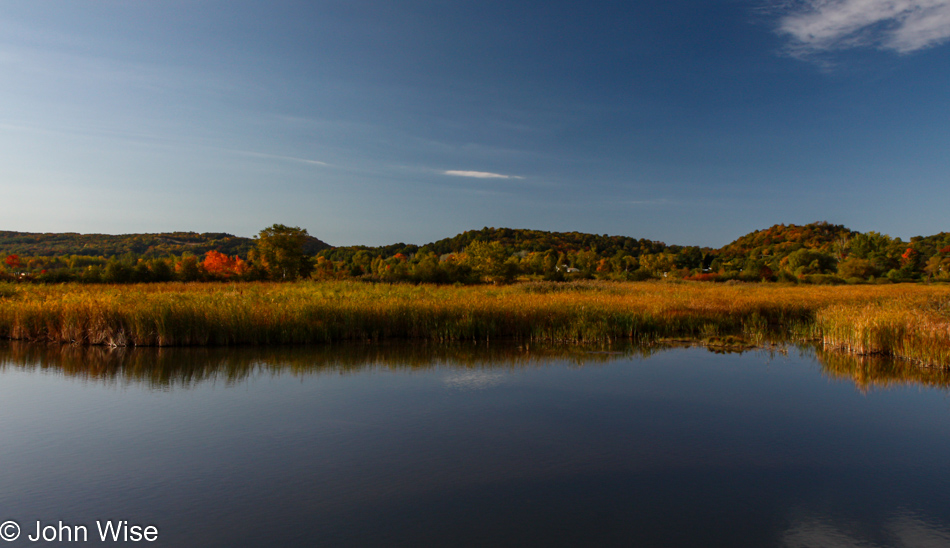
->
xmin=1 ymin=281 xmax=949 ymax=366
xmin=815 ymin=295 xmax=950 ymax=367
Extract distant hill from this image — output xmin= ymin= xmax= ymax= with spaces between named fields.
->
xmin=418 ymin=227 xmax=670 ymax=256
xmin=319 ymin=227 xmax=675 ymax=264
xmin=0 ymin=231 xmax=329 ymax=258
xmin=715 ymin=222 xmax=856 ymax=262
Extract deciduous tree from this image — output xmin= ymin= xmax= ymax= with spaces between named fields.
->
xmin=254 ymin=224 xmax=313 ymax=280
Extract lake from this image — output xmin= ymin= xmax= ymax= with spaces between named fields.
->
xmin=1 ymin=342 xmax=949 ymax=547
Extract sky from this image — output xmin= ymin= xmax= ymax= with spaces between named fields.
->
xmin=2 ymin=0 xmax=949 ymax=247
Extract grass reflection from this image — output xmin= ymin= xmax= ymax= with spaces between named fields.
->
xmin=815 ymin=345 xmax=950 ymax=392
xmin=0 ymin=341 xmax=662 ymax=389
xmin=2 ymin=341 xmax=946 ymax=392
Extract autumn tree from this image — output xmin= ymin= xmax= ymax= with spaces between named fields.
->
xmin=202 ymin=250 xmax=247 ymax=278
xmin=253 ymin=224 xmax=313 ymax=280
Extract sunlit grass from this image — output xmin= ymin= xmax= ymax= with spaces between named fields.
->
xmin=1 ymin=280 xmax=948 ymax=366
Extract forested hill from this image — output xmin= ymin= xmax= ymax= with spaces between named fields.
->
xmin=319 ymin=227 xmax=675 ymax=263
xmin=716 ymin=222 xmax=856 ymax=262
xmin=0 ymin=231 xmax=329 ymax=258
xmin=420 ymin=227 xmax=669 ymax=256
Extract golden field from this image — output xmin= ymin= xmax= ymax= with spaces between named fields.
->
xmin=1 ymin=280 xmax=948 ymax=367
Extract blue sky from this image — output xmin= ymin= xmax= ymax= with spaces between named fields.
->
xmin=2 ymin=1 xmax=949 ymax=247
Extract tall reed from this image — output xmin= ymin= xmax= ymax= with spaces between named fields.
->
xmin=1 ymin=281 xmax=949 ymax=366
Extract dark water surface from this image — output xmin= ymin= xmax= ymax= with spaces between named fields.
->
xmin=1 ymin=342 xmax=949 ymax=547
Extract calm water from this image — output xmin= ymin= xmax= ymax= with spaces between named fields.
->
xmin=1 ymin=342 xmax=949 ymax=547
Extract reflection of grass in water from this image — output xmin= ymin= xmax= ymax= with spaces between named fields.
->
xmin=814 ymin=345 xmax=950 ymax=392
xmin=0 ymin=281 xmax=948 ymax=366
xmin=0 ymin=340 xmax=665 ymax=389
xmin=3 ymin=340 xmax=944 ymax=392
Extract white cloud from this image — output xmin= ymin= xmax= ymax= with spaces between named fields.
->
xmin=776 ymin=0 xmax=950 ymax=55
xmin=443 ymin=170 xmax=524 ymax=179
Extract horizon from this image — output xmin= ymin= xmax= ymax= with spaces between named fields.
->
xmin=3 ymin=1 xmax=949 ymax=247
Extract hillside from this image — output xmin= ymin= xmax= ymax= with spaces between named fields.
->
xmin=418 ymin=227 xmax=670 ymax=256
xmin=0 ymin=231 xmax=329 ymax=258
xmin=321 ymin=227 xmax=674 ymax=264
xmin=715 ymin=222 xmax=856 ymax=262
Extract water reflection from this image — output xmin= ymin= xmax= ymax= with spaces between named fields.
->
xmin=3 ymin=340 xmax=949 ymax=547
xmin=2 ymin=340 xmax=947 ymax=391
xmin=816 ymin=346 xmax=950 ymax=392
xmin=782 ymin=510 xmax=950 ymax=548
xmin=0 ymin=341 xmax=658 ymax=389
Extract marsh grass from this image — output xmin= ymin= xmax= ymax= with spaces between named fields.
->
xmin=1 ymin=281 xmax=948 ymax=366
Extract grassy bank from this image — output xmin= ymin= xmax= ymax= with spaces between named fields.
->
xmin=1 ymin=281 xmax=948 ymax=366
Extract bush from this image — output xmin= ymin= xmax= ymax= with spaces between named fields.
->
xmin=625 ymin=268 xmax=654 ymax=281
xmin=685 ymin=273 xmax=720 ymax=282
xmin=776 ymin=270 xmax=798 ymax=284
xmin=802 ymin=274 xmax=846 ymax=285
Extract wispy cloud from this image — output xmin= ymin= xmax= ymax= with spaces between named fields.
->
xmin=775 ymin=0 xmax=950 ymax=55
xmin=227 ymin=149 xmax=329 ymax=166
xmin=443 ymin=170 xmax=525 ymax=179
xmin=625 ymin=198 xmax=672 ymax=206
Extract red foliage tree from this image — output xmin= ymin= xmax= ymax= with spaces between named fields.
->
xmin=202 ymin=250 xmax=247 ymax=278
xmin=4 ymin=254 xmax=20 ymax=269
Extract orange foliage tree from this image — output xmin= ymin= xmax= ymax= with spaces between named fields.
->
xmin=202 ymin=250 xmax=248 ymax=278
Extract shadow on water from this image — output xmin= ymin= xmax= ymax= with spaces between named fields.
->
xmin=2 ymin=339 xmax=947 ymax=392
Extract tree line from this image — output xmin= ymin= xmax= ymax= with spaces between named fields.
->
xmin=2 ymin=222 xmax=949 ymax=284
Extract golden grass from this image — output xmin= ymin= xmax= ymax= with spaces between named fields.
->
xmin=1 ymin=280 xmax=948 ymax=366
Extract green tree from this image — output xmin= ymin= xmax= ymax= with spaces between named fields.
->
xmin=785 ymin=249 xmax=837 ymax=275
xmin=837 ymin=257 xmax=879 ymax=280
xmin=254 ymin=224 xmax=313 ymax=280
xmin=464 ymin=240 xmax=516 ymax=283
xmin=176 ymin=256 xmax=201 ymax=282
